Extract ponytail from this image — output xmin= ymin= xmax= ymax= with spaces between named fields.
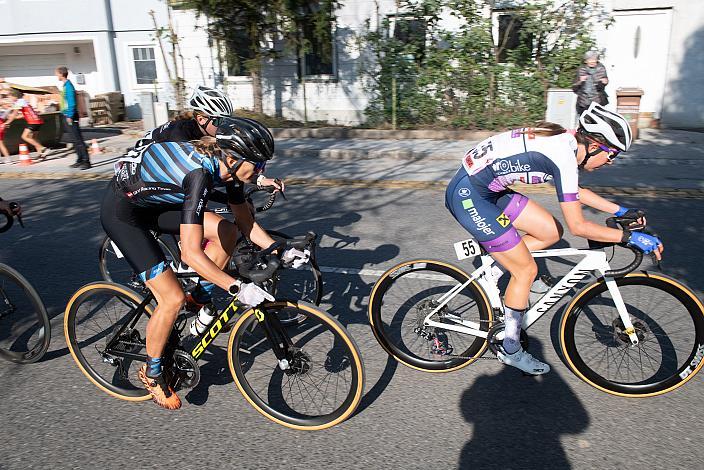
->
xmin=521 ymin=121 xmax=567 ymax=137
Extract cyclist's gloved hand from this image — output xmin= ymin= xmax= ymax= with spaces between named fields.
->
xmin=281 ymin=247 xmax=310 ymax=269
xmin=615 ymin=207 xmax=646 ymax=229
xmin=627 ymin=231 xmax=662 ymax=254
xmin=234 ymin=282 xmax=275 ymax=307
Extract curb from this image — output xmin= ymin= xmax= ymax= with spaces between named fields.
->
xmin=2 ymin=172 xmax=703 ymax=199
xmin=272 ymin=127 xmax=494 ymax=141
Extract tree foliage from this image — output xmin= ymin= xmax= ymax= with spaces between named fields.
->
xmin=358 ymin=0 xmax=610 ymax=129
xmin=183 ymin=0 xmax=339 ymax=113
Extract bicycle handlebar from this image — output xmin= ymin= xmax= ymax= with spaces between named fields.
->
xmin=235 ymin=232 xmax=317 ymax=286
xmin=599 ymin=216 xmax=658 ymax=277
xmin=0 ymin=202 xmax=23 ymax=233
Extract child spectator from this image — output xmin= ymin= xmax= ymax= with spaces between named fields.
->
xmin=8 ymin=89 xmax=49 ymax=160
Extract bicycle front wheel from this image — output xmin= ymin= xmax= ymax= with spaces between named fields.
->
xmin=0 ymin=264 xmax=50 ymax=363
xmin=369 ymin=260 xmax=492 ymax=372
xmin=64 ymin=282 xmax=151 ymax=401
xmin=228 ymin=301 xmax=364 ymax=430
xmin=560 ymin=272 xmax=704 ymax=397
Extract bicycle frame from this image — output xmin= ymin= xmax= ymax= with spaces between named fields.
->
xmin=102 ymin=277 xmax=291 ymax=369
xmin=422 ymin=247 xmax=642 ymax=345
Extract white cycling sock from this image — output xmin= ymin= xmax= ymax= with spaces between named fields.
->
xmin=502 ymin=306 xmax=525 ymax=355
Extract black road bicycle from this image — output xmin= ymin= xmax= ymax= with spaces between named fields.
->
xmin=98 ymin=185 xmax=323 ymax=313
xmin=65 ymin=234 xmax=364 ymax=430
xmin=0 ymin=204 xmax=51 ymax=363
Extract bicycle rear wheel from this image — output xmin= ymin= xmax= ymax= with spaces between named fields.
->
xmin=64 ymin=282 xmax=151 ymax=401
xmin=560 ymin=272 xmax=704 ymax=397
xmin=0 ymin=264 xmax=50 ymax=363
xmin=228 ymin=301 xmax=364 ymax=430
xmin=369 ymin=260 xmax=492 ymax=372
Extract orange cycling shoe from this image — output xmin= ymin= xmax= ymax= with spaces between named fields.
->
xmin=137 ymin=365 xmax=182 ymax=410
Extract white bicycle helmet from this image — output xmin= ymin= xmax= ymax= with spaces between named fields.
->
xmin=188 ymin=85 xmax=233 ymax=118
xmin=578 ymin=102 xmax=633 ymax=151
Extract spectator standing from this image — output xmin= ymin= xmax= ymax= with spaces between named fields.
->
xmin=8 ymin=89 xmax=49 ymax=160
xmin=572 ymin=50 xmax=609 ymax=117
xmin=55 ymin=66 xmax=90 ymax=170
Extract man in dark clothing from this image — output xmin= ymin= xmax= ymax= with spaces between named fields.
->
xmin=572 ymin=51 xmax=609 ymax=117
xmin=55 ymin=66 xmax=90 ymax=170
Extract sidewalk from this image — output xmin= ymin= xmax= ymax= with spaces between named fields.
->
xmin=1 ymin=127 xmax=702 ymax=197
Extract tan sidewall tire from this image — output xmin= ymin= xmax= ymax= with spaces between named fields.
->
xmin=64 ymin=282 xmax=152 ymax=402
xmin=368 ymin=259 xmax=492 ymax=373
xmin=227 ymin=301 xmax=364 ymax=430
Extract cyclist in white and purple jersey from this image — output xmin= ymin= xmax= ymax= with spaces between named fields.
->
xmin=446 ymin=103 xmax=663 ymax=375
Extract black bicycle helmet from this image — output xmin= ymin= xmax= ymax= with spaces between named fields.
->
xmin=215 ymin=117 xmax=274 ymax=163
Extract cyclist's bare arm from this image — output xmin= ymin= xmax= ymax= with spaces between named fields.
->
xmin=230 ymin=202 xmax=276 ymax=250
xmin=560 ymin=201 xmax=624 ymax=243
xmin=577 ymin=187 xmax=620 ymax=214
xmin=180 ymin=223 xmax=238 ymax=291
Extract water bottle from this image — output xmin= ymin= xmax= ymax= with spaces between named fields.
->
xmin=189 ymin=303 xmax=216 ymax=336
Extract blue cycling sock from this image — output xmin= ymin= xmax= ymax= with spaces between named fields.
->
xmin=502 ymin=306 xmax=526 ymax=355
xmin=192 ymin=281 xmax=215 ymax=304
xmin=146 ymin=356 xmax=162 ymax=378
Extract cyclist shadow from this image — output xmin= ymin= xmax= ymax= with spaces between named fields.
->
xmin=184 ymin=342 xmax=233 ymax=406
xmin=458 ymin=339 xmax=589 ymax=469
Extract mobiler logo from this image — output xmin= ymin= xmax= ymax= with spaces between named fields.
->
xmin=492 ymin=159 xmax=531 ymax=175
xmin=461 ymin=199 xmax=495 ymax=235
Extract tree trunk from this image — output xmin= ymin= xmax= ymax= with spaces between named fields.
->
xmin=251 ymin=68 xmax=263 ymax=114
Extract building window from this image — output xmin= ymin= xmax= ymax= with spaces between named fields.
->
xmin=497 ymin=13 xmax=531 ymax=63
xmin=132 ymin=47 xmax=157 ymax=84
xmin=300 ymin=19 xmax=335 ymax=77
xmin=226 ymin=29 xmax=254 ymax=77
xmin=391 ymin=16 xmax=427 ymax=65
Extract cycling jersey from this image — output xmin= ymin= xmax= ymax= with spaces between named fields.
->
xmin=446 ymin=129 xmax=580 ymax=253
xmin=13 ymin=99 xmax=43 ymax=126
xmin=137 ymin=119 xmax=203 ymax=147
xmin=113 ymin=141 xmax=245 ymax=225
xmin=462 ymin=129 xmax=579 ymax=202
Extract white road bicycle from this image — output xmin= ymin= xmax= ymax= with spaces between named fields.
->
xmin=368 ymin=218 xmax=704 ymax=397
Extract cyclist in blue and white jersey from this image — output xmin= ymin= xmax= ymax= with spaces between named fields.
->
xmin=101 ymin=118 xmax=305 ymax=409
xmin=445 ymin=103 xmax=663 ymax=375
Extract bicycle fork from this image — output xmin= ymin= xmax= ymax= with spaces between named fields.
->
xmin=255 ymin=308 xmax=295 ymax=371
xmin=602 ymin=277 xmax=640 ymax=345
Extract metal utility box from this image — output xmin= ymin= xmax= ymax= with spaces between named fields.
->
xmin=545 ymin=88 xmax=578 ymax=129
xmin=139 ymin=92 xmax=156 ymax=130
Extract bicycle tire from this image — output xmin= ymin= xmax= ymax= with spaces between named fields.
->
xmin=98 ymin=235 xmax=179 ymax=289
xmin=560 ymin=272 xmax=704 ymax=397
xmin=64 ymin=282 xmax=151 ymax=401
xmin=228 ymin=301 xmax=365 ymax=430
xmin=368 ymin=260 xmax=493 ymax=372
xmin=0 ymin=263 xmax=51 ymax=363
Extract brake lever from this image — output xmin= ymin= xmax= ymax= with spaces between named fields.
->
xmin=9 ymin=202 xmax=23 ymax=228
xmin=274 ymin=178 xmax=286 ymax=201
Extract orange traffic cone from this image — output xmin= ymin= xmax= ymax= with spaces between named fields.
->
xmin=18 ymin=143 xmax=32 ymax=166
xmin=90 ymin=139 xmax=102 ymax=155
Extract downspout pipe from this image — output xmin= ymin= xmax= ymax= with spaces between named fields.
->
xmin=104 ymin=0 xmax=121 ymax=91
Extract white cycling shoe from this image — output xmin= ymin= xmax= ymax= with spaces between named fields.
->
xmin=497 ymin=348 xmax=551 ymax=375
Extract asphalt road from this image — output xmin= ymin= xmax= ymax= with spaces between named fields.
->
xmin=1 ymin=178 xmax=703 ymax=470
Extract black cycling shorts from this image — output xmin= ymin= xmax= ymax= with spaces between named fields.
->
xmin=100 ymin=179 xmax=182 ymax=282
xmin=26 ymin=123 xmax=41 ymax=132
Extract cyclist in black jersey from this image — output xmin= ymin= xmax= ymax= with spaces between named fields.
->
xmin=100 ymin=118 xmax=302 ymax=409
xmin=135 ymin=86 xmax=233 ymax=147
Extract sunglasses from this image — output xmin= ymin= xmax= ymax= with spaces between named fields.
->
xmin=253 ymin=161 xmax=267 ymax=173
xmin=597 ymin=144 xmax=620 ymax=161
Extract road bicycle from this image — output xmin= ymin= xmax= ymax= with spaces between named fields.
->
xmin=65 ymin=234 xmax=364 ymax=430
xmin=98 ymin=185 xmax=323 ymax=313
xmin=368 ymin=217 xmax=704 ymax=397
xmin=0 ymin=204 xmax=51 ymax=363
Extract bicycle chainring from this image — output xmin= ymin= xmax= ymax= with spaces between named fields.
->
xmin=486 ymin=323 xmax=530 ymax=356
xmin=170 ymin=350 xmax=200 ymax=390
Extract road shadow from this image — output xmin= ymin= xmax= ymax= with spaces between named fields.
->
xmin=458 ymin=339 xmax=589 ymax=469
